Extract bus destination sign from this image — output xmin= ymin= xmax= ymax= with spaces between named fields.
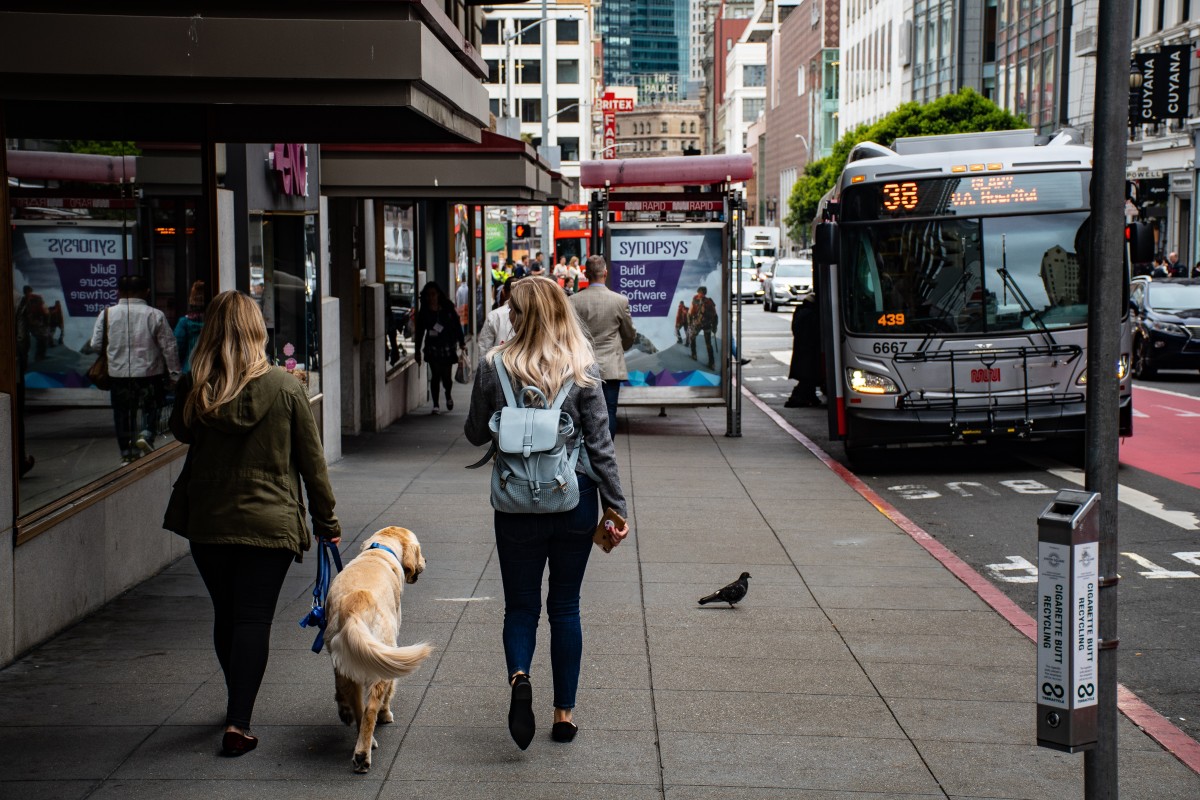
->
xmin=846 ymin=172 xmax=1086 ymax=220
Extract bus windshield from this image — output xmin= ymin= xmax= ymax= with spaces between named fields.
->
xmin=841 ymin=211 xmax=1091 ymax=335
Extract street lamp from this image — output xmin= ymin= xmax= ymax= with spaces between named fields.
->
xmin=503 ymin=16 xmax=553 ymax=119
xmin=1128 ymin=57 xmax=1144 ymax=138
xmin=794 ymin=133 xmax=810 ymax=160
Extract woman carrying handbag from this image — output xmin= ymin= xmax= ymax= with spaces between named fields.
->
xmin=464 ymin=276 xmax=630 ymax=749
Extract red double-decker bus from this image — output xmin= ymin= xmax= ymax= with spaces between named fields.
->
xmin=552 ymin=204 xmax=591 ymax=264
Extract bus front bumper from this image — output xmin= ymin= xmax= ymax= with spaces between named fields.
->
xmin=844 ymin=394 xmax=1132 ymax=447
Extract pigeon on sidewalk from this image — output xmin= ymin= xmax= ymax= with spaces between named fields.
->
xmin=698 ymin=572 xmax=751 ymax=607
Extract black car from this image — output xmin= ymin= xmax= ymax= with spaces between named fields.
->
xmin=1130 ymin=277 xmax=1200 ymax=378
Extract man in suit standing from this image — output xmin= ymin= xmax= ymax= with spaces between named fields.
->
xmin=570 ymin=255 xmax=637 ymax=437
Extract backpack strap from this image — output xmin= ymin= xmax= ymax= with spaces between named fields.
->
xmin=550 ymin=378 xmax=575 ymax=410
xmin=493 ymin=354 xmax=520 ymax=408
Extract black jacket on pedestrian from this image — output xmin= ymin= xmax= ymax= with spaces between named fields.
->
xmin=789 ymin=296 xmax=821 ymax=382
xmin=414 ymin=304 xmax=465 ymax=365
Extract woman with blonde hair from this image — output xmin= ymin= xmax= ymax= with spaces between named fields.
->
xmin=165 ymin=290 xmax=340 ymax=758
xmin=464 ymin=276 xmax=630 ymax=749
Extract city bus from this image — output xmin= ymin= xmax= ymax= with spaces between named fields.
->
xmin=811 ymin=129 xmax=1133 ymax=460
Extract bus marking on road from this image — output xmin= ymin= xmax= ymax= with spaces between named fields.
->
xmin=946 ymin=481 xmax=1001 ymax=497
xmin=887 ymin=484 xmax=942 ymax=500
xmin=1121 ymin=553 xmax=1199 ymax=579
xmin=999 ymin=479 xmax=1057 ymax=494
xmin=1155 ymin=404 xmax=1200 ymax=418
xmin=1174 ymin=553 xmax=1200 ymax=567
xmin=987 ymin=556 xmax=1039 ymax=583
xmin=1017 ymin=457 xmax=1200 ymax=530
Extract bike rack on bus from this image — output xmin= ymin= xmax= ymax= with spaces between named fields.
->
xmin=893 ymin=343 xmax=1084 ymax=438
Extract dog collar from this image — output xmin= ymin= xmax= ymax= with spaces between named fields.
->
xmin=367 ymin=542 xmax=401 ymax=564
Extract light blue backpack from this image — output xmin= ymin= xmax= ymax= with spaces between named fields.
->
xmin=472 ymin=355 xmax=582 ymax=514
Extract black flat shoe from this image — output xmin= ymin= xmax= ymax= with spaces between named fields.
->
xmin=551 ymin=721 xmax=578 ymax=743
xmin=220 ymin=730 xmax=258 ymax=757
xmin=508 ymin=675 xmax=535 ymax=750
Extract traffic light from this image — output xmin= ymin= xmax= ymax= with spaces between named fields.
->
xmin=513 ymin=223 xmax=529 ymax=239
xmin=1125 ymin=221 xmax=1153 ymax=263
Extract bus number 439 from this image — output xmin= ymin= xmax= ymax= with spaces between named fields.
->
xmin=971 ymin=368 xmax=1001 ymax=383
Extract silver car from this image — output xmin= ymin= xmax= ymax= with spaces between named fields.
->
xmin=734 ymin=268 xmax=764 ymax=303
xmin=762 ymin=258 xmax=813 ymax=312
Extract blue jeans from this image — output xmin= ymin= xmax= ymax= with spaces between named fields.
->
xmin=602 ymin=379 xmax=621 ymax=438
xmin=494 ymin=474 xmax=598 ymax=709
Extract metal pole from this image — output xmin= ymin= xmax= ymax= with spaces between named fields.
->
xmin=541 ymin=0 xmax=550 ymax=259
xmin=505 ymin=21 xmax=513 ymax=118
xmin=1085 ymin=2 xmax=1133 ymax=798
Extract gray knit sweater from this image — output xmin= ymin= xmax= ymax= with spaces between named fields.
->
xmin=464 ymin=358 xmax=627 ymax=518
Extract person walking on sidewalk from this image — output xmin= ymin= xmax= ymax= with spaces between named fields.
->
xmin=164 ymin=290 xmax=341 ymax=758
xmin=570 ymin=255 xmax=637 ymax=437
xmin=414 ymin=281 xmax=467 ymax=414
xmin=91 ymin=274 xmax=181 ymax=462
xmin=465 ymin=276 xmax=630 ymax=748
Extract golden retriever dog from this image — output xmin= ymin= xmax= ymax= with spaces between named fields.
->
xmin=325 ymin=526 xmax=433 ymax=772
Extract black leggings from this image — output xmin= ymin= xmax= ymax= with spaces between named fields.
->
xmin=190 ymin=542 xmax=295 ymax=729
xmin=429 ymin=360 xmax=454 ymax=406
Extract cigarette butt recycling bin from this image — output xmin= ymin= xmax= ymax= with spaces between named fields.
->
xmin=1036 ymin=489 xmax=1100 ymax=753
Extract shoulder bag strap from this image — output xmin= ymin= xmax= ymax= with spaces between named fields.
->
xmin=102 ymin=309 xmax=109 ymax=349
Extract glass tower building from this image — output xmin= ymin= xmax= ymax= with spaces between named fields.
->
xmin=599 ymin=0 xmax=690 ymax=102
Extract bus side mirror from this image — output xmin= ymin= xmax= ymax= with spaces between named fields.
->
xmin=814 ymin=222 xmax=839 ymax=264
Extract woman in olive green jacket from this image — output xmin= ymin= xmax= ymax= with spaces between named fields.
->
xmin=165 ymin=290 xmax=340 ymax=758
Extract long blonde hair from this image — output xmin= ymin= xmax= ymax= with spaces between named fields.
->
xmin=184 ymin=290 xmax=273 ymax=425
xmin=494 ymin=276 xmax=598 ymax=402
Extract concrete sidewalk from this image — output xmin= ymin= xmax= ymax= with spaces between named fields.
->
xmin=2 ymin=398 xmax=1198 ymax=799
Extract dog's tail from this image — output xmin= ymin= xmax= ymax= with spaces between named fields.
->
xmin=328 ymin=616 xmax=433 ymax=683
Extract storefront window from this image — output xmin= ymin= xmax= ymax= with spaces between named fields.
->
xmin=8 ymin=139 xmax=206 ymax=516
xmin=383 ymin=203 xmax=417 ymax=370
xmin=249 ymin=212 xmax=321 ymax=395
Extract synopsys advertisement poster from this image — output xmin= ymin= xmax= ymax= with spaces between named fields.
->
xmin=12 ymin=221 xmax=133 ymax=390
xmin=608 ymin=223 xmax=725 ymax=397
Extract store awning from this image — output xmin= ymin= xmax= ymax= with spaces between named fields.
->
xmin=0 ymin=6 xmax=489 ymax=143
xmin=321 ymin=131 xmax=576 ymax=206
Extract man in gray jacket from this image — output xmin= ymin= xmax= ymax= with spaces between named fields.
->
xmin=570 ymin=255 xmax=637 ymax=436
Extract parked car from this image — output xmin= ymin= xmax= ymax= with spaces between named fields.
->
xmin=761 ymin=257 xmax=813 ymax=312
xmin=735 ymin=268 xmax=764 ymax=303
xmin=1130 ymin=277 xmax=1200 ymax=378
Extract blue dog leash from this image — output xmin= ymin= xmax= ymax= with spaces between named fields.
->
xmin=299 ymin=538 xmax=344 ymax=654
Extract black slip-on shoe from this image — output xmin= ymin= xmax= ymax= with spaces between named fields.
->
xmin=508 ymin=675 xmax=535 ymax=750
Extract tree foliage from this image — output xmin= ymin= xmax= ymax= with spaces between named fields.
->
xmin=65 ymin=141 xmax=141 ymax=157
xmin=784 ymin=89 xmax=1026 ymax=242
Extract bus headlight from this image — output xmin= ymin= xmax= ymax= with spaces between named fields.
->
xmin=847 ymin=368 xmax=899 ymax=395
xmin=1075 ymin=355 xmax=1130 ymax=386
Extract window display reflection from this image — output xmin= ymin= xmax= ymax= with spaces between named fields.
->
xmin=250 ymin=212 xmax=321 ymax=395
xmin=383 ymin=203 xmax=416 ymax=370
xmin=9 ymin=140 xmax=204 ymax=515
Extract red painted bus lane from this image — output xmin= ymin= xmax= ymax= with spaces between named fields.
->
xmin=1121 ymin=386 xmax=1200 ymax=490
